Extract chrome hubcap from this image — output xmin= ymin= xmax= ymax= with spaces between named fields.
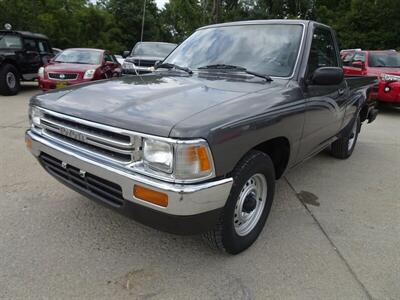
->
xmin=348 ymin=120 xmax=357 ymax=151
xmin=6 ymin=72 xmax=16 ymax=89
xmin=234 ymin=173 xmax=267 ymax=236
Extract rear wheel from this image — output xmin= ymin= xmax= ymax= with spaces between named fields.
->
xmin=330 ymin=115 xmax=360 ymax=159
xmin=0 ymin=64 xmax=21 ymax=96
xmin=203 ymin=150 xmax=275 ymax=254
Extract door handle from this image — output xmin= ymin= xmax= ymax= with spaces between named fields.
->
xmin=338 ymin=88 xmax=345 ymax=96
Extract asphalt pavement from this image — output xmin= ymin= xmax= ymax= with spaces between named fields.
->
xmin=0 ymin=83 xmax=399 ymax=299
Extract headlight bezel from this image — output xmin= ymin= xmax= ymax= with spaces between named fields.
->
xmin=143 ymin=138 xmax=174 ymax=174
xmin=136 ymin=136 xmax=216 ymax=183
xmin=29 ymin=106 xmax=43 ymax=128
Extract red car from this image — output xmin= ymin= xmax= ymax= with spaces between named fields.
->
xmin=342 ymin=50 xmax=400 ymax=106
xmin=38 ymin=48 xmax=122 ymax=91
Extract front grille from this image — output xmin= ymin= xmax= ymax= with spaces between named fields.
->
xmin=40 ymin=153 xmax=124 ymax=206
xmin=133 ymin=59 xmax=156 ymax=67
xmin=39 ymin=110 xmax=142 ymax=164
xmin=48 ymin=73 xmax=78 ymax=80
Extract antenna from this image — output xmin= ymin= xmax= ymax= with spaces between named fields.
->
xmin=140 ymin=0 xmax=146 ymax=42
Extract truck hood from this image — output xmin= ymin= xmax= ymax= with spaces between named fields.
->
xmin=31 ymin=73 xmax=274 ymax=137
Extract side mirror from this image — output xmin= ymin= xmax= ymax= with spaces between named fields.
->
xmin=122 ymin=51 xmax=130 ymax=58
xmin=351 ymin=61 xmax=365 ymax=69
xmin=154 ymin=60 xmax=161 ymax=68
xmin=310 ymin=67 xmax=344 ymax=85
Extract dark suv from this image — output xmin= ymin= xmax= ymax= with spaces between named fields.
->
xmin=122 ymin=42 xmax=177 ymax=74
xmin=0 ymin=28 xmax=53 ymax=95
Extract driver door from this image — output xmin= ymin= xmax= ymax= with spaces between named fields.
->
xmin=299 ymin=26 xmax=348 ymax=159
xmin=21 ymin=38 xmax=41 ymax=76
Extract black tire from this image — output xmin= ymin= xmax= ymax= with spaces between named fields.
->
xmin=0 ymin=64 xmax=21 ymax=96
xmin=203 ymin=150 xmax=275 ymax=254
xmin=330 ymin=115 xmax=360 ymax=159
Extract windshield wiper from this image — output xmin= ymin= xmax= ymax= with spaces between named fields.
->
xmin=156 ymin=63 xmax=193 ymax=75
xmin=198 ymin=64 xmax=273 ymax=81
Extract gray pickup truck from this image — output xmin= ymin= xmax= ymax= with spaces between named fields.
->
xmin=26 ymin=20 xmax=377 ymax=254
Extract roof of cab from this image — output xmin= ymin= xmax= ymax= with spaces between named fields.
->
xmin=0 ymin=30 xmax=49 ymax=40
xmin=198 ymin=19 xmax=313 ymax=30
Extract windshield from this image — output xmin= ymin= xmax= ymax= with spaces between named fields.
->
xmin=164 ymin=24 xmax=304 ymax=77
xmin=132 ymin=43 xmax=177 ymax=57
xmin=54 ymin=49 xmax=102 ymax=65
xmin=369 ymin=52 xmax=400 ymax=68
xmin=0 ymin=35 xmax=22 ymax=49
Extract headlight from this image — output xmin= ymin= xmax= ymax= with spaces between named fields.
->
xmin=29 ymin=106 xmax=42 ymax=128
xmin=141 ymin=138 xmax=214 ymax=182
xmin=122 ymin=62 xmax=136 ymax=70
xmin=381 ymin=73 xmax=400 ymax=82
xmin=38 ymin=67 xmax=44 ymax=78
xmin=83 ymin=69 xmax=96 ymax=79
xmin=143 ymin=139 xmax=173 ymax=173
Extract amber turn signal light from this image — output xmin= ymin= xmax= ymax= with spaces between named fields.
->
xmin=133 ymin=185 xmax=168 ymax=207
xmin=196 ymin=146 xmax=211 ymax=171
xmin=25 ymin=136 xmax=32 ymax=150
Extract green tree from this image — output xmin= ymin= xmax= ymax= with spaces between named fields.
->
xmin=106 ymin=0 xmax=162 ymax=52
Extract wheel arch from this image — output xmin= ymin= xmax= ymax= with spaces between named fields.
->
xmin=0 ymin=59 xmax=22 ymax=78
xmin=252 ymin=137 xmax=291 ymax=179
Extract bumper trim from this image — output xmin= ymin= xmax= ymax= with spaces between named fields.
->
xmin=26 ymin=130 xmax=233 ymax=217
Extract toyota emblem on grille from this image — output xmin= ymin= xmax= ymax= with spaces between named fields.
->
xmin=59 ymin=127 xmax=86 ymax=143
xmin=59 ymin=74 xmax=65 ymax=79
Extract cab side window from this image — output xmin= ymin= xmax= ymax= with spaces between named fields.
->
xmin=341 ymin=52 xmax=355 ymax=66
xmin=37 ymin=40 xmax=50 ymax=54
xmin=307 ymin=27 xmax=338 ymax=76
xmin=23 ymin=39 xmax=37 ymax=52
xmin=352 ymin=52 xmax=366 ymax=63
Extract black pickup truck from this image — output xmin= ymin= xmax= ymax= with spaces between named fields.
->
xmin=26 ymin=20 xmax=377 ymax=254
xmin=0 ymin=28 xmax=53 ymax=95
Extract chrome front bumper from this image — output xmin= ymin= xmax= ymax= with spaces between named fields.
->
xmin=26 ymin=130 xmax=233 ymax=217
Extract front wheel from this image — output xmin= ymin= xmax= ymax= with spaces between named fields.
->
xmin=203 ymin=150 xmax=275 ymax=254
xmin=330 ymin=116 xmax=360 ymax=159
xmin=0 ymin=64 xmax=21 ymax=96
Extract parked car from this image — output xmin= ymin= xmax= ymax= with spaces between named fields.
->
xmin=114 ymin=54 xmax=125 ymax=65
xmin=340 ymin=49 xmax=362 ymax=60
xmin=26 ymin=20 xmax=377 ymax=254
xmin=38 ymin=48 xmax=122 ymax=91
xmin=342 ymin=50 xmax=400 ymax=106
xmin=0 ymin=26 xmax=53 ymax=95
xmin=122 ymin=41 xmax=177 ymax=74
